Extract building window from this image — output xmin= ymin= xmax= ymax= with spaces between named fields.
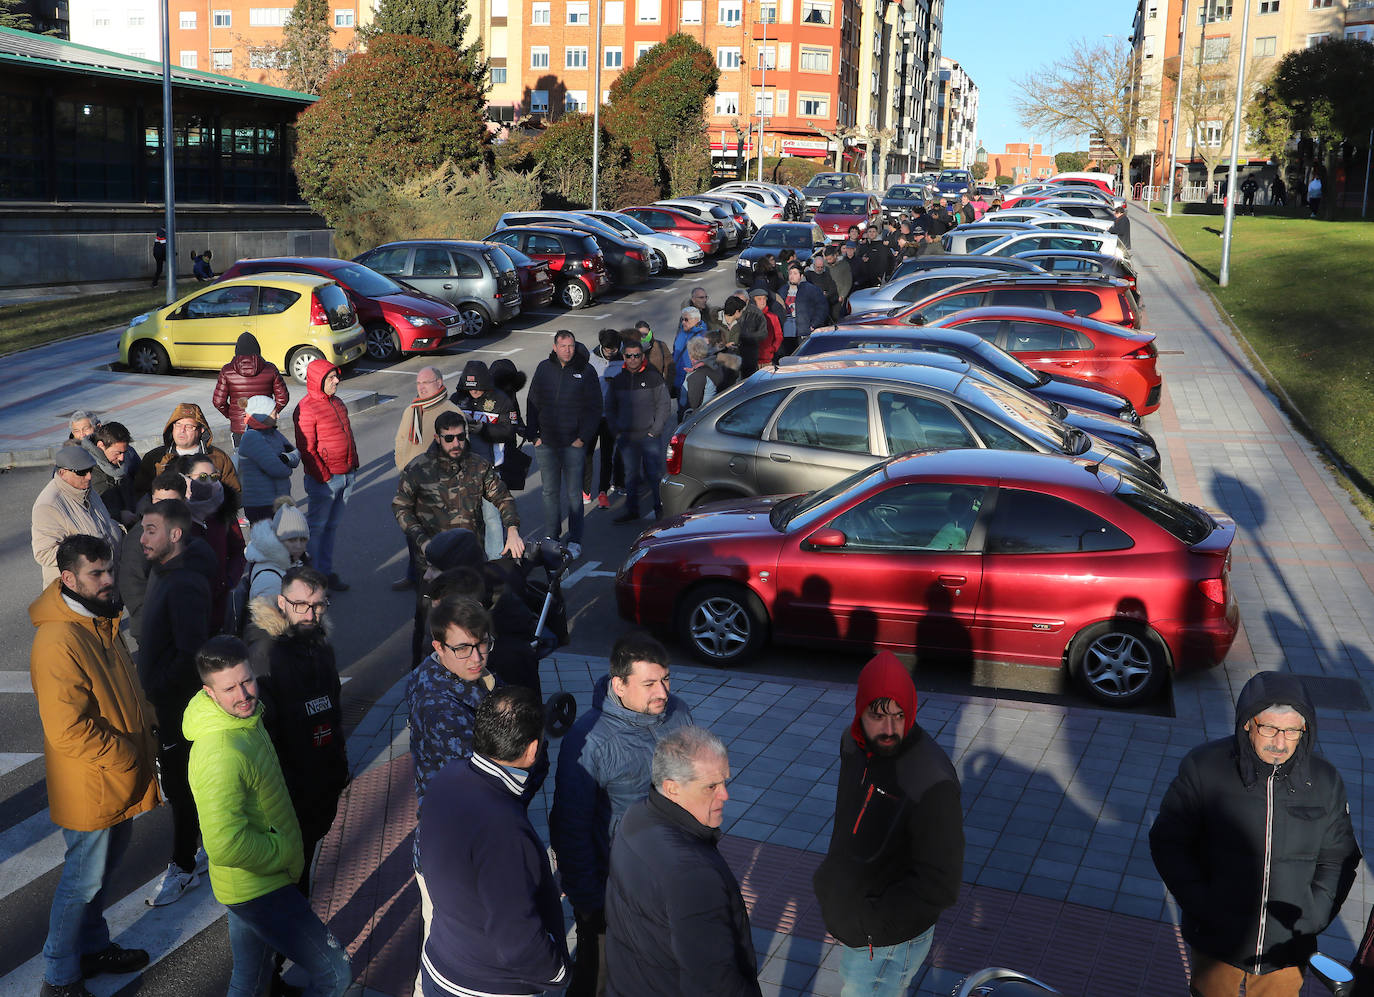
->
xmin=1307 ymin=32 xmax=1331 ymax=45
xmin=491 ymin=66 xmax=508 ymax=82
xmin=638 ymin=0 xmax=660 ymax=21
xmin=1199 ymin=0 xmax=1231 ymax=21
xmin=1309 ymin=0 xmax=1332 ymax=7
xmin=1146 ymin=0 xmax=1158 ymax=16
xmin=568 ymin=1 xmax=589 ymax=23
xmin=717 ymin=46 xmax=740 ymax=69
xmin=179 ymin=50 xmax=197 ymax=67
xmin=491 ymin=0 xmax=508 ymax=15
xmin=531 ymin=46 xmax=550 ymax=68
xmin=531 ymin=90 xmax=550 ymax=112
xmin=566 ymin=46 xmax=588 ymax=68
xmin=635 ymin=42 xmax=653 ymax=59
xmin=532 ymin=1 xmax=550 ymax=22
xmin=756 ymin=45 xmax=776 ymax=69
xmin=1201 ymin=36 xmax=1229 ymax=62
xmin=718 ymin=0 xmax=741 ymax=22
xmin=800 ymin=0 xmax=830 ymax=22
xmin=1197 ymin=120 xmax=1223 ymax=145
xmin=799 ymin=46 xmax=830 ymax=72
xmin=714 ymin=91 xmax=739 ymax=114
xmin=212 ymin=8 xmax=231 ymax=25
xmin=1254 ymin=35 xmax=1276 ymax=55
xmin=179 ymin=10 xmax=196 ymax=28
xmin=1143 ymin=35 xmax=1155 ymax=58
xmin=759 ymin=2 xmax=776 ymax=21
xmin=128 ymin=14 xmax=145 ymax=25
xmin=1346 ymin=25 xmax=1373 ymax=41
xmin=249 ymin=8 xmax=293 ymax=25
xmin=212 ymin=49 xmax=232 ymax=69
xmin=605 ymin=46 xmax=622 ymax=67
xmin=605 ymin=0 xmax=624 ymax=22
xmin=754 ymin=91 xmax=775 ymax=114
xmin=92 ymin=10 xmax=110 ymax=25
xmin=1258 ymin=0 xmax=1278 ymax=11
xmin=566 ymin=90 xmax=588 ymax=111
xmin=680 ymin=0 xmax=702 ymax=22
xmin=800 ymin=95 xmax=827 ymax=116
xmin=334 ymin=9 xmax=354 ymax=25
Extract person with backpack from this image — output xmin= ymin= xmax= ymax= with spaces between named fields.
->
xmin=238 ymin=497 xmax=310 ymax=624
xmin=680 ymin=337 xmax=725 ymax=417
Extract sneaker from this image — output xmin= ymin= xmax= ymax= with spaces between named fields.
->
xmin=40 ymin=982 xmax=94 ymax=997
xmin=597 ymin=492 xmax=610 ymax=508
xmin=80 ymin=943 xmax=150 ymax=978
xmin=146 ymin=863 xmax=199 ymax=907
xmin=193 ymin=846 xmax=209 ymax=875
xmin=582 ymin=491 xmax=592 ymax=503
xmin=566 ymin=542 xmax=582 ymax=559
xmin=613 ymin=510 xmax=641 ymax=524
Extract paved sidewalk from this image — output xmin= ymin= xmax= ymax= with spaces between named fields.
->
xmin=310 ymin=206 xmax=1374 ymax=997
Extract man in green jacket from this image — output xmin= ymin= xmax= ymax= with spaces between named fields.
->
xmin=185 ymin=635 xmax=352 ymax=997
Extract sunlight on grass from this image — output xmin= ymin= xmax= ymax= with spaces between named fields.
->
xmin=0 ymin=282 xmax=197 ymax=357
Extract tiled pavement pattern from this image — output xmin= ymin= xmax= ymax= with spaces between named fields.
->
xmin=313 ymin=209 xmax=1374 ymax=996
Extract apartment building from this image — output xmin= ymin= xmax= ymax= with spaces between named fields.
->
xmin=889 ymin=0 xmax=941 ymax=176
xmin=464 ymin=0 xmax=526 ymax=120
xmin=1129 ymin=0 xmax=1368 ymax=187
xmin=933 ymin=54 xmax=976 ymax=168
xmin=990 ymin=142 xmax=1055 ymax=185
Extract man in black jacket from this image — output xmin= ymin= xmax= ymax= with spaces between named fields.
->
xmin=813 ymin=650 xmax=962 ymax=996
xmin=527 ymin=331 xmax=603 ymax=559
xmin=608 ymin=335 xmax=672 ymax=524
xmin=1150 ymin=671 xmax=1360 ymax=997
xmin=604 ymin=726 xmax=760 ymax=997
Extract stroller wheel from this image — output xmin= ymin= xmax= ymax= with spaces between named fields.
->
xmin=545 ymin=692 xmax=577 ymax=738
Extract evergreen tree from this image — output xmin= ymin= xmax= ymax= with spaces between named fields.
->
xmin=1 ymin=0 xmax=36 ymax=31
xmin=363 ymin=0 xmax=487 ymax=90
xmin=280 ymin=0 xmax=336 ymax=94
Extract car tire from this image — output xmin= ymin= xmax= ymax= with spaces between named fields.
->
xmin=1069 ymin=620 xmax=1168 ymax=708
xmin=652 ymin=250 xmax=668 ymax=271
xmin=289 ymin=346 xmax=326 ymax=385
xmin=676 ymin=582 xmax=768 ymax=666
xmin=365 ymin=323 xmax=400 ymax=361
xmin=559 ymin=280 xmax=590 ymax=309
xmin=127 ymin=340 xmax=170 ymax=376
xmin=459 ymin=303 xmax=491 ymax=337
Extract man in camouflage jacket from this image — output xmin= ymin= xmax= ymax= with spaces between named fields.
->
xmin=392 ymin=411 xmax=525 ymax=572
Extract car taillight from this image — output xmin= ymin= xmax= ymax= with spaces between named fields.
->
xmin=1121 ymin=292 xmax=1139 ymax=328
xmin=710 ymin=224 xmax=720 ymax=237
xmin=1126 ymin=341 xmax=1157 ymax=360
xmin=1197 ymin=577 xmax=1227 ymax=604
xmin=665 ymin=431 xmax=685 ymax=476
xmin=627 ymin=249 xmax=643 ymax=261
xmin=584 ymin=257 xmax=598 ymax=269
xmin=310 ymin=295 xmax=329 ymax=326
xmin=770 ymin=211 xmax=782 ymax=219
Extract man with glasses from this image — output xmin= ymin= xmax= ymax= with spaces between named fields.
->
xmin=607 ymin=333 xmax=671 ymax=525
xmin=244 ymin=567 xmax=347 ymax=906
xmin=394 ymin=410 xmax=526 ymax=577
xmin=1152 ymin=672 xmax=1360 ymax=997
xmin=32 ymin=445 xmax=123 ymax=588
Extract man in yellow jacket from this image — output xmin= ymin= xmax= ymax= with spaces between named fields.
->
xmin=184 ymin=634 xmax=352 ymax=997
xmin=30 ymin=535 xmax=159 ymax=997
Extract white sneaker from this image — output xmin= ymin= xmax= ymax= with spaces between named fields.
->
xmin=146 ymin=863 xmax=199 ymax=907
xmin=566 ymin=542 xmax=582 ymax=559
xmin=193 ymin=846 xmax=209 ymax=875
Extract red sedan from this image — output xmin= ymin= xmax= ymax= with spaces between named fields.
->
xmin=616 ymin=449 xmax=1238 ymax=707
xmin=812 ymin=192 xmax=884 ymax=241
xmin=926 ymin=306 xmax=1163 ymax=415
xmin=622 ymin=205 xmax=723 ymax=255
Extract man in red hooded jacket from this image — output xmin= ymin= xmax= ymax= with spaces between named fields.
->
xmin=812 ymin=650 xmax=963 ymax=996
xmin=293 ymin=360 xmax=359 ymax=592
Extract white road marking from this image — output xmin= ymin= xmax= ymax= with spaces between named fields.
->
xmin=0 ymin=670 xmax=32 ymax=694
xmin=0 ymin=752 xmax=40 ymax=777
xmin=561 ymin=561 xmax=619 ymax=589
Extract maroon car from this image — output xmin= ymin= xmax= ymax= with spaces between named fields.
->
xmin=220 ymin=257 xmax=462 ymax=361
xmin=486 ymin=242 xmax=555 ymax=311
xmin=616 ymin=448 xmax=1238 ymax=707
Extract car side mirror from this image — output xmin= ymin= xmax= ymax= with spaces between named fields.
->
xmin=806 ymin=527 xmax=847 ymax=549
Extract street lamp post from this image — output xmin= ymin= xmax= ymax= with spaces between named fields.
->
xmin=757 ymin=4 xmax=768 ymax=182
xmin=159 ymin=0 xmax=176 ymax=304
xmin=1218 ymin=0 xmax=1253 ymax=286
xmin=1164 ymin=0 xmax=1188 ymax=217
xmin=591 ymin=0 xmax=603 ymax=209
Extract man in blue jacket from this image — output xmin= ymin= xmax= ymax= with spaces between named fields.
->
xmin=527 ymin=331 xmax=603 ymax=560
xmin=419 ymin=685 xmax=570 ymax=997
xmin=606 ymin=334 xmax=672 ymax=524
xmin=782 ymin=262 xmax=830 ymax=356
xmin=550 ymin=633 xmax=694 ymax=997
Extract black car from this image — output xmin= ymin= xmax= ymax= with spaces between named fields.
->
xmin=789 ymin=325 xmax=1141 ymax=425
xmin=734 ymin=221 xmax=828 ymax=286
xmin=500 ymin=220 xmax=650 ymax=288
xmin=888 ymin=254 xmax=1046 ymax=284
xmin=880 ymin=183 xmax=931 ymax=218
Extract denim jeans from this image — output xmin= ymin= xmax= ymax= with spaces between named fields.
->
xmin=43 ymin=820 xmax=133 ymax=986
xmin=481 ymin=499 xmax=505 ymax=559
xmin=618 ymin=435 xmax=665 ymax=517
xmin=225 ymin=884 xmax=351 ymax=997
xmin=837 ymin=926 xmax=934 ymax=997
xmin=304 ymin=471 xmax=354 ymax=576
xmin=534 ymin=444 xmax=586 ymax=544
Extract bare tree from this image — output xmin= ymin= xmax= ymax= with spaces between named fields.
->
xmin=808 ymin=123 xmax=861 ymax=171
xmin=1013 ymin=37 xmax=1149 ymax=172
xmin=1171 ymin=54 xmax=1266 ymax=195
xmin=858 ymin=124 xmax=897 ymax=187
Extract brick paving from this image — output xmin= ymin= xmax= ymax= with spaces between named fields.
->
xmin=311 ymin=207 xmax=1374 ymax=996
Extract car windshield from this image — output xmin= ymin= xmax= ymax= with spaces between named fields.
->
xmin=1114 ymin=475 xmax=1214 ymax=545
xmin=808 ymin=175 xmax=850 ymax=190
xmin=603 ymin=212 xmax=655 ymax=236
xmin=753 ymin=225 xmax=816 ymax=249
xmin=495 ymin=243 xmax=535 ymax=267
xmin=325 ymin=263 xmax=404 ymax=296
xmin=885 ymin=186 xmax=921 ymax=199
xmin=819 ymin=194 xmax=869 ymax=213
xmin=770 ymin=462 xmax=890 ymax=530
xmin=939 ymin=171 xmax=970 ymax=183
xmin=961 ymin=377 xmax=1072 ymax=451
xmin=963 ymin=340 xmax=1042 ymax=388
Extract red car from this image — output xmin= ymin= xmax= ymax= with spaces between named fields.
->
xmin=484 ymin=227 xmax=610 ymax=309
xmin=219 ymin=256 xmax=462 ymax=361
xmin=487 ymin=242 xmax=556 ymax=310
xmin=812 ymin=192 xmax=884 ymax=241
xmin=616 ymin=449 xmax=1238 ymax=707
xmin=925 ymin=306 xmax=1163 ymax=415
xmin=621 ymin=205 xmax=723 ymax=256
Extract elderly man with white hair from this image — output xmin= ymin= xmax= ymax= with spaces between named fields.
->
xmin=603 ymin=726 xmax=761 ymax=997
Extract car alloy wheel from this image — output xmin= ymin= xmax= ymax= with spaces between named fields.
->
xmin=560 ymin=280 xmax=590 ymax=309
xmin=365 ymin=323 xmax=400 ymax=361
xmin=459 ymin=304 xmax=490 ymax=337
xmin=1072 ymin=621 xmax=1167 ymax=708
xmin=128 ymin=340 xmax=170 ymax=375
xmin=289 ymin=346 xmax=325 ymax=385
xmin=677 ymin=582 xmax=767 ymax=665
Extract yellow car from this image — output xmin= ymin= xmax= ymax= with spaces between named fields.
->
xmin=120 ymin=273 xmax=368 ymax=384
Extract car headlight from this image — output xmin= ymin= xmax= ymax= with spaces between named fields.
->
xmin=621 ymin=546 xmax=651 ymax=573
xmin=129 ymin=312 xmax=150 ymax=328
xmin=738 ymin=259 xmax=753 ymax=268
xmin=408 ymin=315 xmax=440 ymax=327
xmin=1134 ymin=444 xmax=1158 ymax=463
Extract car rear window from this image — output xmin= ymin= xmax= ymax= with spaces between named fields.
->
xmin=716 ymin=389 xmax=788 ymax=438
xmin=574 ymin=235 xmax=601 ymax=256
xmin=986 ymin=488 xmax=1132 ymax=554
xmin=1051 ymin=289 xmax=1105 ymax=316
xmin=452 ymin=253 xmax=484 ymax=279
xmin=315 ymin=283 xmax=355 ymax=329
xmin=1114 ymin=476 xmax=1214 ymax=545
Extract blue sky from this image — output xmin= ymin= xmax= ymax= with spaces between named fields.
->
xmin=941 ymin=0 xmax=1136 ymax=156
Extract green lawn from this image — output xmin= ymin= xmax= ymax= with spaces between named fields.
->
xmin=1155 ymin=207 xmax=1374 ymax=491
xmin=0 ymin=282 xmax=198 ymax=357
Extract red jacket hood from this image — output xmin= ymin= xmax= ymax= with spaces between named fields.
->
xmin=305 ymin=357 xmax=340 ymax=397
xmin=232 ymin=353 xmax=265 ymax=377
xmin=850 ymin=650 xmax=918 ymax=751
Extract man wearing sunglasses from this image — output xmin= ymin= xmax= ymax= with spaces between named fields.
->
xmin=1152 ymin=671 xmax=1360 ymax=997
xmin=607 ymin=334 xmax=672 ymax=525
xmin=394 ymin=411 xmax=526 ymax=576
xmin=32 ymin=445 xmax=123 ymax=589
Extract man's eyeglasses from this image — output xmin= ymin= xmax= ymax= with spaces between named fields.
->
xmin=440 ymin=433 xmax=466 ymax=443
xmin=439 ymin=636 xmax=495 ymax=658
xmin=283 ymin=596 xmax=330 ymax=615
xmin=189 ymin=471 xmax=222 ymax=482
xmin=67 ymin=467 xmax=94 ymax=476
xmin=622 ymin=351 xmax=644 ymax=360
xmin=1253 ymin=722 xmax=1305 ymax=741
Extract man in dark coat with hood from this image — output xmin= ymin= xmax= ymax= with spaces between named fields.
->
xmin=1151 ymin=671 xmax=1360 ymax=997
xmin=212 ymin=333 xmax=290 ymax=446
xmin=813 ymin=650 xmax=963 ymax=996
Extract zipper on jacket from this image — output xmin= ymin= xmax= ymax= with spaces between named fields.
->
xmin=1254 ymin=765 xmax=1277 ymax=967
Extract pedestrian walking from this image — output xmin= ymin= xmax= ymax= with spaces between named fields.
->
xmin=1110 ymin=204 xmax=1132 ymax=251
xmin=212 ymin=333 xmax=290 ymax=448
xmin=585 ymin=329 xmax=626 ymax=509
xmin=1240 ymin=175 xmax=1259 ymax=215
xmin=293 ymin=360 xmax=359 ymax=592
xmin=607 ymin=334 xmax=671 ymax=524
xmin=527 ymin=331 xmax=603 ymax=559
xmin=150 ymin=227 xmax=166 ymax=286
xmin=1307 ymin=174 xmax=1324 ymax=218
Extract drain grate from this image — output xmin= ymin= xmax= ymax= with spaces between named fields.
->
xmin=1298 ymin=676 xmax=1371 ymax=712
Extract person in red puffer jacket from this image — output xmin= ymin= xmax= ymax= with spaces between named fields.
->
xmin=212 ymin=334 xmax=290 ymax=447
xmin=293 ymin=359 xmax=359 ymax=592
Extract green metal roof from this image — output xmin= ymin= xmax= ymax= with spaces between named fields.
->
xmin=0 ymin=25 xmax=318 ymax=103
